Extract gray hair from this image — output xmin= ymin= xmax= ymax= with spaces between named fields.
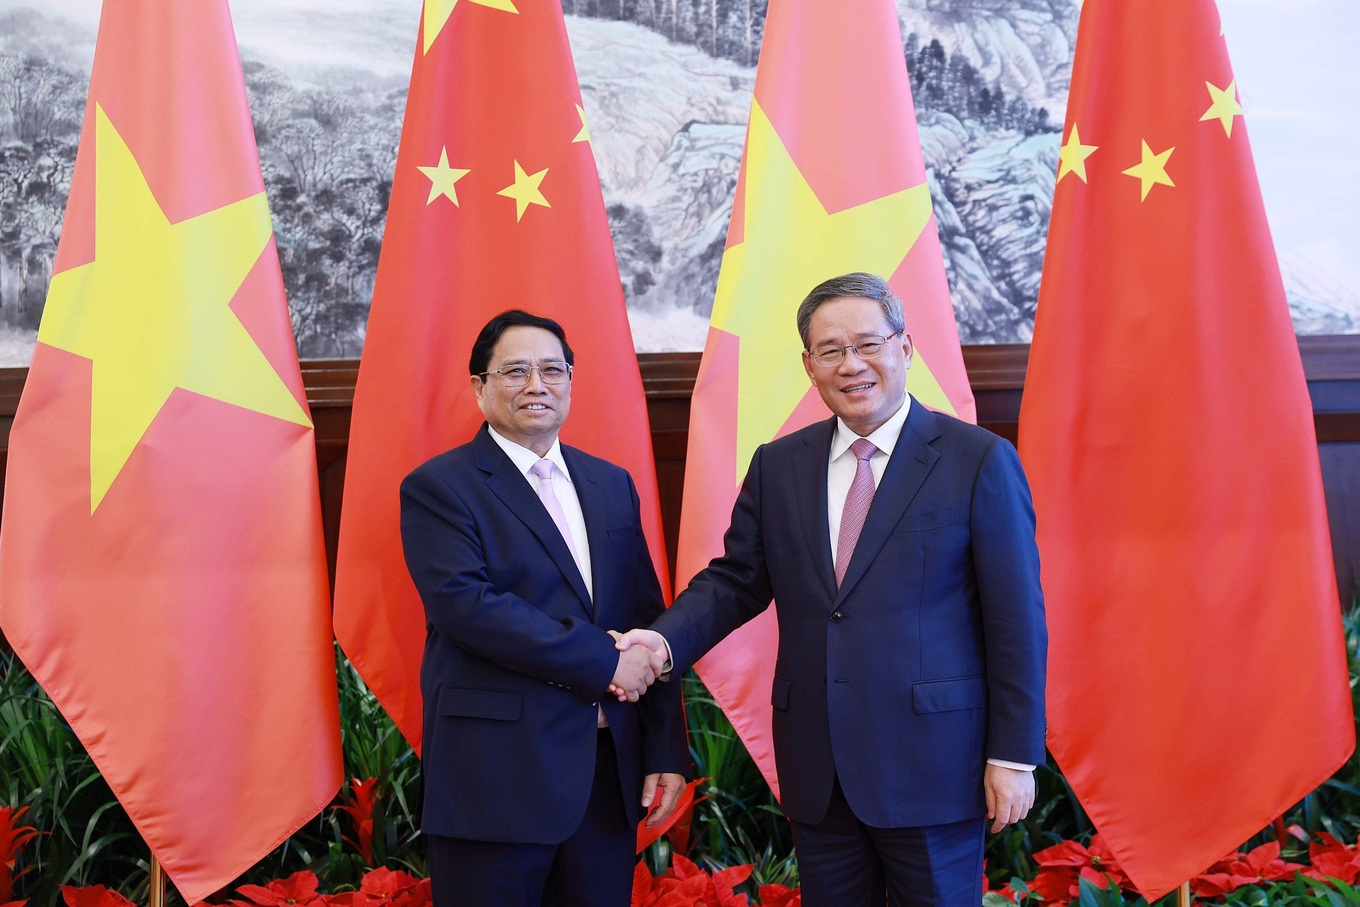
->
xmin=795 ymin=272 xmax=906 ymax=348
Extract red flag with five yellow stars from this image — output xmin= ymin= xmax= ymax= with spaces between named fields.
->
xmin=675 ymin=0 xmax=975 ymax=799
xmin=1018 ymin=0 xmax=1353 ymax=897
xmin=0 ymin=0 xmax=342 ymax=900
xmin=332 ymin=0 xmax=669 ymax=752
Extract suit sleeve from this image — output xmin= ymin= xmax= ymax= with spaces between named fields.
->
xmin=622 ymin=475 xmax=692 ymax=777
xmin=400 ymin=465 xmax=618 ymax=700
xmin=651 ymin=444 xmax=776 ymax=674
xmin=972 ymin=438 xmax=1048 ymax=766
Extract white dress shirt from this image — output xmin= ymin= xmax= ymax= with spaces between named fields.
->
xmin=487 ymin=427 xmax=592 ymax=598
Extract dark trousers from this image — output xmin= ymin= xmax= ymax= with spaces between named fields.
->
xmin=429 ymin=730 xmax=635 ymax=907
xmin=790 ymin=777 xmax=986 ymax=907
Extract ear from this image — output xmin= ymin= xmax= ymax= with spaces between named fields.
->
xmin=470 ymin=374 xmax=484 ymax=401
xmin=901 ymin=332 xmax=915 ymax=369
xmin=802 ymin=349 xmax=817 ymax=383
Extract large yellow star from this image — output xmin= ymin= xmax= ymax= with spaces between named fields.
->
xmin=423 ymin=0 xmax=518 ymax=55
xmin=1057 ymin=124 xmax=1098 ymax=184
xmin=1121 ymin=140 xmax=1176 ymax=201
xmin=38 ymin=105 xmax=312 ymax=512
xmin=417 ymin=147 xmax=470 ymax=205
xmin=497 ymin=160 xmax=550 ymax=222
xmin=1200 ymin=79 xmax=1244 ymax=138
xmin=713 ymin=100 xmax=947 ymax=478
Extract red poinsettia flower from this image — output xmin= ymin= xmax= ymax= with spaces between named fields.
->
xmin=1305 ymin=832 xmax=1360 ymax=884
xmin=1030 ymin=835 xmax=1134 ymax=903
xmin=341 ymin=868 xmax=425 ymax=907
xmin=232 ymin=871 xmax=327 ymax=907
xmin=1 ymin=805 xmax=39 ymax=904
xmin=336 ymin=779 xmax=380 ymax=867
xmin=59 ymin=886 xmax=138 ymax=907
xmin=755 ymin=883 xmax=800 ymax=907
xmin=630 ymin=855 xmax=755 ymax=907
xmin=1224 ymin=840 xmax=1305 ymax=885
xmin=2 ymin=899 xmax=30 ymax=907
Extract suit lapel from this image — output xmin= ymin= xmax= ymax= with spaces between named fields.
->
xmin=795 ymin=418 xmax=838 ymax=601
xmin=474 ymin=428 xmax=593 ymax=615
xmin=563 ymin=446 xmax=603 ymax=619
xmin=835 ymin=399 xmax=941 ymax=604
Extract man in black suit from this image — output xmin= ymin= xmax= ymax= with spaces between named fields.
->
xmin=400 ymin=310 xmax=688 ymax=907
xmin=617 ymin=273 xmax=1047 ymax=906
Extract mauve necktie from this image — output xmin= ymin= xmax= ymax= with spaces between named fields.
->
xmin=835 ymin=438 xmax=878 ymax=588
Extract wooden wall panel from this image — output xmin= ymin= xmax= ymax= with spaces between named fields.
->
xmin=0 ymin=336 xmax=1356 ymax=617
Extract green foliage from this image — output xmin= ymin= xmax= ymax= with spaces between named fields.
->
xmin=677 ymin=671 xmax=796 ymax=888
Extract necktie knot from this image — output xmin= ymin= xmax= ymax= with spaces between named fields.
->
xmin=850 ymin=438 xmax=876 ymax=462
xmin=530 ymin=459 xmax=554 ymax=481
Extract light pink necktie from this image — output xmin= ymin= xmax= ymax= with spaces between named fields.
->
xmin=835 ymin=438 xmax=877 ymax=588
xmin=532 ymin=459 xmax=606 ymax=725
xmin=530 ymin=459 xmax=582 ymax=571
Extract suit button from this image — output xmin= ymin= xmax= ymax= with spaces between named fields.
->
xmin=830 ymin=611 xmax=843 ymax=622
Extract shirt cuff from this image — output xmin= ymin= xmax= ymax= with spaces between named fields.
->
xmin=986 ymin=758 xmax=1036 ymax=772
xmin=656 ymin=633 xmax=675 ymax=680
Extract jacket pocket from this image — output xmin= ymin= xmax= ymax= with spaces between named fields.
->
xmin=438 ymin=686 xmax=523 ymax=721
xmin=912 ymin=676 xmax=985 ymax=714
xmin=771 ymin=676 xmax=790 ymax=710
xmin=893 ymin=507 xmax=968 ymax=533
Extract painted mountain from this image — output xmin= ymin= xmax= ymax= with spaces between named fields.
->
xmin=0 ymin=0 xmax=1355 ymax=361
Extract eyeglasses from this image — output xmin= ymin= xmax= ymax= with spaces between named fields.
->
xmin=805 ymin=332 xmax=903 ymax=368
xmin=478 ymin=362 xmax=573 ymax=386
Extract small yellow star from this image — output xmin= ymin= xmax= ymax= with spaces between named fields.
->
xmin=1200 ymin=80 xmax=1244 ymax=138
xmin=1057 ymin=124 xmax=1098 ymax=184
xmin=496 ymin=160 xmax=550 ymax=222
xmin=1121 ymin=141 xmax=1175 ymax=201
xmin=572 ymin=104 xmax=591 ymax=145
xmin=422 ymin=0 xmax=518 ymax=56
xmin=417 ymin=147 xmax=471 ymax=206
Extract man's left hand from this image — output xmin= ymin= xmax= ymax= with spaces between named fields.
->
xmin=983 ymin=763 xmax=1035 ymax=833
xmin=641 ymin=771 xmax=687 ymax=827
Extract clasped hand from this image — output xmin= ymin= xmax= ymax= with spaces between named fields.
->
xmin=605 ymin=628 xmax=669 ymax=701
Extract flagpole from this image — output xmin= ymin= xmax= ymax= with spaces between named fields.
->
xmin=149 ymin=855 xmax=166 ymax=907
xmin=1177 ymin=881 xmax=1191 ymax=906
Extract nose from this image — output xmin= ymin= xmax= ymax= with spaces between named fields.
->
xmin=522 ymin=366 xmax=549 ymax=391
xmin=836 ymin=350 xmax=867 ymax=375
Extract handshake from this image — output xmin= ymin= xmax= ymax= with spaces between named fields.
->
xmin=606 ymin=628 xmax=670 ymax=702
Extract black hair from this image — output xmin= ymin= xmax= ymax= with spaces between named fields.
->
xmin=468 ymin=310 xmax=575 ymax=376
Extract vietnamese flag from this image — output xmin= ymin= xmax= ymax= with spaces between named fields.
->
xmin=332 ymin=0 xmax=669 ymax=753
xmin=1018 ymin=0 xmax=1353 ymax=897
xmin=675 ymin=0 xmax=975 ymax=798
xmin=0 ymin=0 xmax=342 ymax=900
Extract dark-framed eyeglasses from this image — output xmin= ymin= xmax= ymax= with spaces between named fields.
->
xmin=478 ymin=362 xmax=573 ymax=386
xmin=805 ymin=332 xmax=903 ymax=368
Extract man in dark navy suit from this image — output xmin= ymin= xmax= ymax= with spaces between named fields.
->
xmin=400 ymin=310 xmax=688 ymax=907
xmin=617 ymin=273 xmax=1047 ymax=906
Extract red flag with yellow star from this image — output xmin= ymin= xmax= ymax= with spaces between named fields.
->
xmin=676 ymin=0 xmax=975 ymax=799
xmin=0 ymin=0 xmax=342 ymax=900
xmin=332 ymin=0 xmax=668 ymax=752
xmin=1018 ymin=0 xmax=1353 ymax=896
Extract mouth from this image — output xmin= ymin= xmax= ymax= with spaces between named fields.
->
xmin=521 ymin=404 xmax=551 ymax=412
xmin=841 ymin=382 xmax=875 ymax=394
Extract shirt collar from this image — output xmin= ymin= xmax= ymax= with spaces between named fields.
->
xmin=486 ymin=425 xmax=572 ymax=483
xmin=829 ymin=396 xmax=911 ymax=463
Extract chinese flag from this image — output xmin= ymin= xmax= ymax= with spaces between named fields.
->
xmin=1018 ymin=0 xmax=1353 ymax=897
xmin=676 ymin=0 xmax=974 ymax=798
xmin=0 ymin=0 xmax=342 ymax=901
xmin=332 ymin=0 xmax=668 ymax=752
